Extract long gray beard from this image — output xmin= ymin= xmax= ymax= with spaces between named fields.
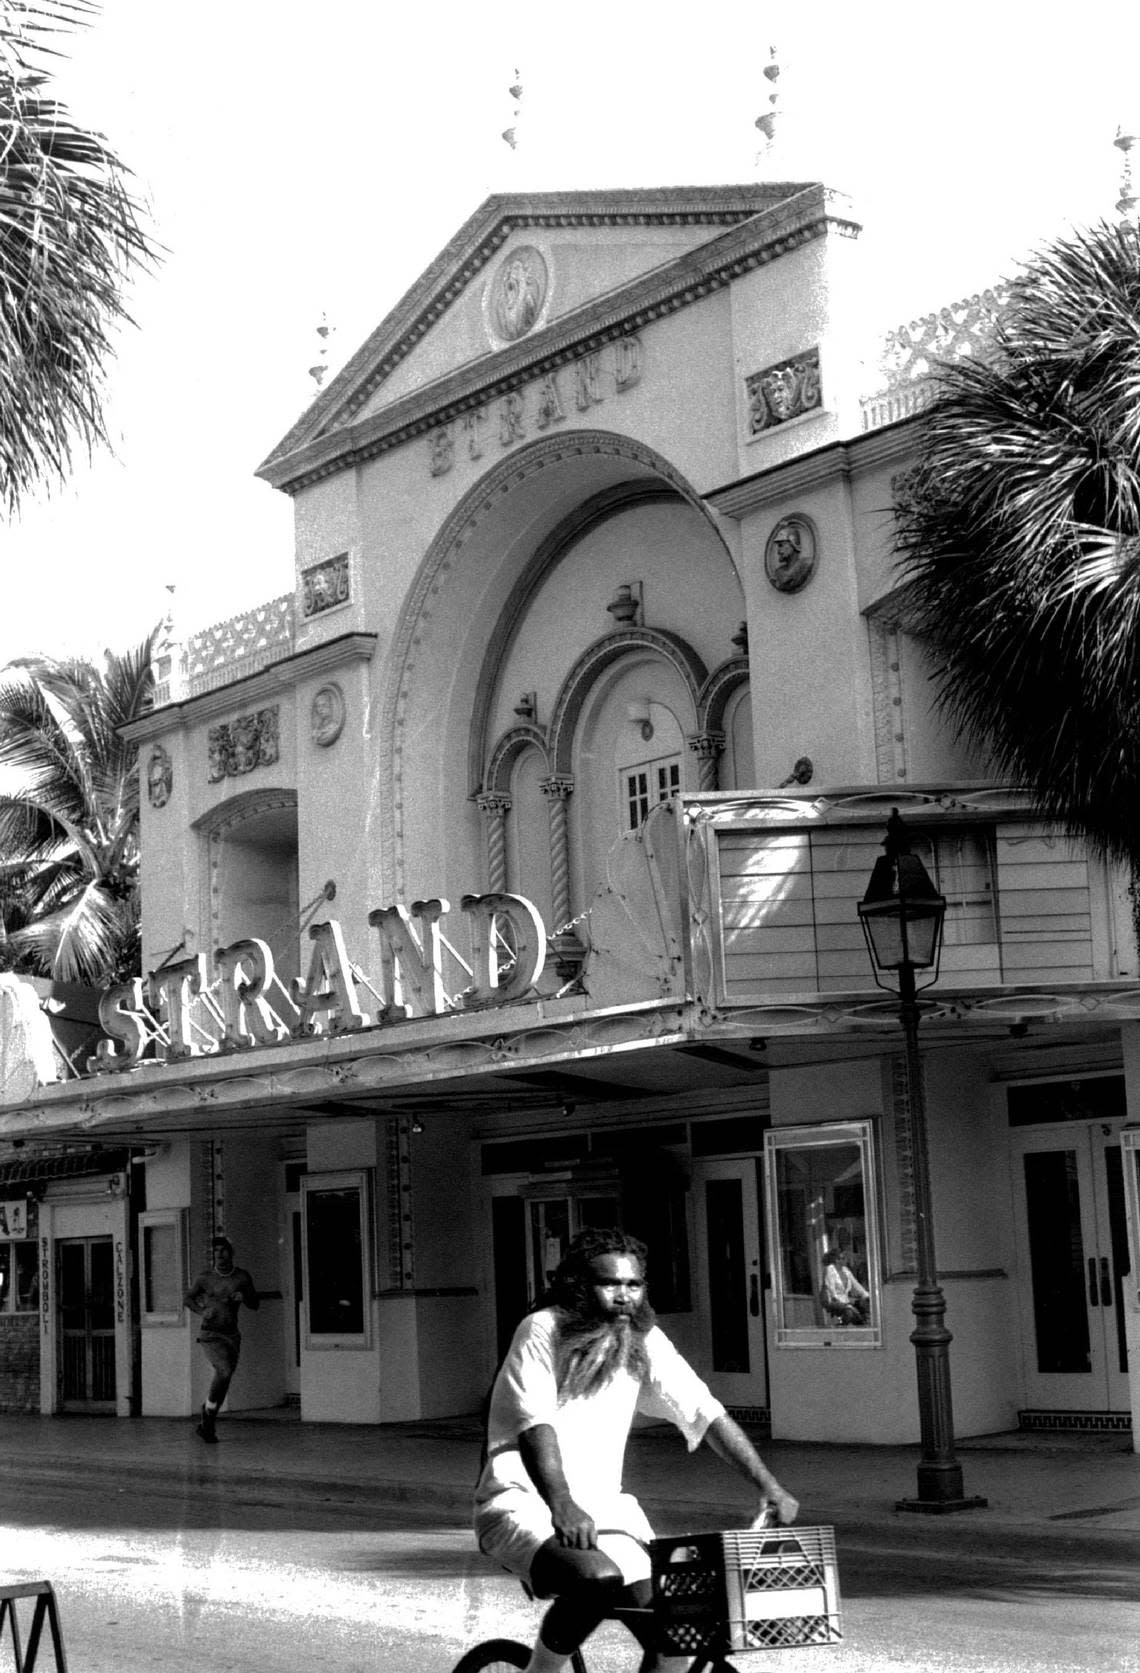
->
xmin=555 ymin=1307 xmax=653 ymax=1400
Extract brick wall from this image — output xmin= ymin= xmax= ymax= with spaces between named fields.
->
xmin=0 ymin=1315 xmax=40 ymax=1411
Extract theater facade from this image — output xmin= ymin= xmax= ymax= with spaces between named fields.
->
xmin=3 ymin=181 xmax=1140 ymax=1448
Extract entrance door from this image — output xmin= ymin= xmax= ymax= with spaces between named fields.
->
xmin=58 ymin=1237 xmax=116 ymax=1410
xmin=692 ymin=1158 xmax=768 ymax=1411
xmin=1010 ymin=1122 xmax=1130 ymax=1412
xmin=281 ymin=1198 xmax=302 ymax=1401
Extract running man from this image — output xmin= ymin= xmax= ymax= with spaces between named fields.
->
xmin=183 ymin=1235 xmax=259 ymax=1442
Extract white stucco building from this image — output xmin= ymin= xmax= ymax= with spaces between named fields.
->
xmin=4 ymin=180 xmax=1140 ymax=1453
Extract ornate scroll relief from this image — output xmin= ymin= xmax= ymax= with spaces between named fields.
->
xmin=302 ymin=553 xmax=350 ymax=619
xmin=207 ymin=707 xmax=280 ymax=782
xmin=745 ymin=347 xmax=822 ymax=436
xmin=486 ymin=245 xmax=548 ymax=344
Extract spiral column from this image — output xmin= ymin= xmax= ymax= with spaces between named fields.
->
xmin=540 ymin=774 xmax=584 ymax=982
xmin=688 ymin=730 xmax=726 ymax=792
xmin=476 ymin=792 xmax=512 ymax=893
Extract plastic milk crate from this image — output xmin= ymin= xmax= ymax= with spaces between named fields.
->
xmin=650 ymin=1527 xmax=843 ymax=1655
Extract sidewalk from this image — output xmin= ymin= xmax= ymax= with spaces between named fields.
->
xmin=2 ymin=1409 xmax=1139 ymax=1535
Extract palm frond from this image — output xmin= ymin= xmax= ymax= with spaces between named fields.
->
xmin=897 ymin=218 xmax=1140 ymax=866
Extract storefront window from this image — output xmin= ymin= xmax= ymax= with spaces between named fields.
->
xmin=139 ymin=1211 xmax=185 ymax=1323
xmin=763 ymin=1120 xmax=882 ymax=1347
xmin=0 ymin=1241 xmax=38 ymax=1314
xmin=303 ymin=1171 xmax=371 ymax=1348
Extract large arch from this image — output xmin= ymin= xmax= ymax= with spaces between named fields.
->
xmin=378 ymin=428 xmax=738 ymax=901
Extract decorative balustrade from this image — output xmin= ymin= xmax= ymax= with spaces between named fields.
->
xmin=180 ymin=594 xmax=295 ymax=697
xmin=860 ymin=284 xmax=1011 ymax=433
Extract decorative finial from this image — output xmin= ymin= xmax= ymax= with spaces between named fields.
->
xmin=502 ymin=67 xmax=523 ymax=150
xmin=754 ymin=44 xmax=781 ymax=167
xmin=1115 ymin=127 xmax=1138 ymax=222
xmin=308 ymin=312 xmax=335 ymax=392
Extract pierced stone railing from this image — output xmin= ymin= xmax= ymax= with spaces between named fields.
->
xmin=860 ymin=283 xmax=1011 ymax=432
xmin=181 ymin=594 xmax=296 ymax=697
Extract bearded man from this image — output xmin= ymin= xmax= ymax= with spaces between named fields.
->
xmin=474 ymin=1228 xmax=798 ymax=1673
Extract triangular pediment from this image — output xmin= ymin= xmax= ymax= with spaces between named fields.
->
xmin=258 ymin=183 xmax=839 ymax=487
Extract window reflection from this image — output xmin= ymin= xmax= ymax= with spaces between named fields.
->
xmin=764 ymin=1120 xmax=881 ymax=1347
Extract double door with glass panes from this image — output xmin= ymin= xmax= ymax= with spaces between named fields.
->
xmin=1010 ymin=1120 xmax=1130 ymax=1412
xmin=58 ymin=1236 xmax=116 ymax=1409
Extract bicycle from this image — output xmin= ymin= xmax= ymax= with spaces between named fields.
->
xmin=451 ymin=1596 xmax=743 ymax=1673
xmin=453 ymin=1521 xmax=841 ymax=1673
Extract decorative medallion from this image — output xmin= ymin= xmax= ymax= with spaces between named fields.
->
xmin=764 ymin=515 xmax=818 ymax=594
xmin=208 ymin=706 xmax=280 ymax=782
xmin=302 ymin=553 xmax=350 ymax=618
xmin=311 ymin=682 xmax=346 ymax=748
xmin=146 ymin=745 xmax=173 ymax=809
xmin=487 ymin=245 xmax=548 ymax=343
xmin=746 ymin=347 xmax=822 ymax=436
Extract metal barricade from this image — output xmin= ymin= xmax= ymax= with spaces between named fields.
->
xmin=0 ymin=1582 xmax=68 ymax=1672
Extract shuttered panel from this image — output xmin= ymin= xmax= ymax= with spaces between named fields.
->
xmin=810 ymin=828 xmax=889 ymax=990
xmin=996 ymin=826 xmax=1094 ymax=982
xmin=713 ymin=819 xmax=1098 ymax=1006
xmin=718 ymin=830 xmax=816 ymax=995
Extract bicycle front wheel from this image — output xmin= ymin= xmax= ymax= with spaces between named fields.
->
xmin=452 ymin=1638 xmax=530 ymax=1673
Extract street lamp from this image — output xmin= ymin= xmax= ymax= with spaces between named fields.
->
xmin=857 ymin=809 xmax=986 ymax=1513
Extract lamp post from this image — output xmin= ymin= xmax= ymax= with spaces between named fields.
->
xmin=857 ymin=809 xmax=986 ymax=1513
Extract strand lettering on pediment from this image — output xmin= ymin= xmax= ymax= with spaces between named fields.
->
xmin=426 ymin=335 xmax=643 ymax=477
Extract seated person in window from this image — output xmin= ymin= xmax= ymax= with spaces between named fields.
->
xmin=820 ymin=1246 xmax=870 ymax=1325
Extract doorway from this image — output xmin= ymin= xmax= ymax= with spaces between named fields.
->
xmin=691 ymin=1157 xmax=768 ymax=1411
xmin=1009 ymin=1121 xmax=1130 ymax=1412
xmin=57 ymin=1237 xmax=116 ymax=1410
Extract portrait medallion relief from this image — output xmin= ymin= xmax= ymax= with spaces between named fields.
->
xmin=487 ymin=245 xmax=548 ymax=344
xmin=764 ymin=515 xmax=818 ymax=594
xmin=146 ymin=745 xmax=173 ymax=808
xmin=311 ymin=682 xmax=346 ymax=748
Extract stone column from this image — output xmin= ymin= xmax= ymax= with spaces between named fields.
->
xmin=476 ymin=793 xmax=512 ymax=893
xmin=688 ymin=730 xmax=726 ymax=792
xmin=540 ymin=775 xmax=584 ymax=982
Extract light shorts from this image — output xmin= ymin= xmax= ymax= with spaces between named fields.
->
xmin=199 ymin=1333 xmax=241 ymax=1378
xmin=475 ymin=1487 xmax=654 ymax=1588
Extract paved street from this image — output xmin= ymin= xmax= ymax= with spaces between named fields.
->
xmin=3 ymin=1464 xmax=1139 ymax=1673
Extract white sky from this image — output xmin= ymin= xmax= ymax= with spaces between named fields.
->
xmin=1 ymin=0 xmax=1137 ymax=665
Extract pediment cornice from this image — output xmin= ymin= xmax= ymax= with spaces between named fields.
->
xmin=259 ymin=184 xmax=859 ymax=495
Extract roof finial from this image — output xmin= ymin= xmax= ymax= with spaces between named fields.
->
xmin=1115 ymin=126 xmax=1138 ymax=222
xmin=754 ymin=44 xmax=781 ymax=171
xmin=502 ymin=67 xmax=523 ymax=151
xmin=308 ymin=311 xmax=335 ymax=392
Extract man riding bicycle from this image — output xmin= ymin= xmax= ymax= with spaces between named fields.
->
xmin=474 ymin=1227 xmax=799 ymax=1673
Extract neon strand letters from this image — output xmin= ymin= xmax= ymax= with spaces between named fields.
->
xmin=88 ymin=892 xmax=547 ymax=1073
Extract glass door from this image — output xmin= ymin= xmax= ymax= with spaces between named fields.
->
xmin=1121 ymin=1129 xmax=1140 ymax=1441
xmin=58 ymin=1237 xmax=116 ymax=1409
xmin=1010 ymin=1122 xmax=1130 ymax=1412
xmin=692 ymin=1157 xmax=768 ymax=1410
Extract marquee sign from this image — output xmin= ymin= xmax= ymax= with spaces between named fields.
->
xmin=89 ymin=892 xmax=548 ymax=1075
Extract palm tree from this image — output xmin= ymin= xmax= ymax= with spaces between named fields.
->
xmin=0 ymin=633 xmax=155 ymax=981
xmin=0 ymin=0 xmax=154 ymax=513
xmin=896 ymin=217 xmax=1140 ymax=869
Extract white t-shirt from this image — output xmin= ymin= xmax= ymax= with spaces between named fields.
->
xmin=476 ymin=1307 xmax=725 ymax=1518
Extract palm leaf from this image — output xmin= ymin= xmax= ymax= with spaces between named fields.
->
xmin=897 ymin=218 xmax=1140 ymax=867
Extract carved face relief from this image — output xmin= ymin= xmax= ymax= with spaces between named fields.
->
xmin=765 ymin=515 xmax=818 ymax=594
xmin=488 ymin=245 xmax=548 ymax=343
xmin=311 ymin=683 xmax=345 ymax=747
xmin=146 ymin=745 xmax=173 ymax=808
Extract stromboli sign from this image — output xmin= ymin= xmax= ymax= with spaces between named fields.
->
xmin=88 ymin=892 xmax=548 ymax=1074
